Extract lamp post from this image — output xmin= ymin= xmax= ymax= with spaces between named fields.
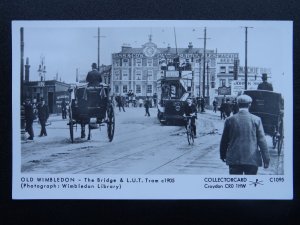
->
xmin=243 ymin=26 xmax=253 ymax=90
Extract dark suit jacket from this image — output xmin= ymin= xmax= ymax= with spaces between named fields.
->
xmin=86 ymin=69 xmax=102 ymax=86
xmin=38 ymin=104 xmax=49 ymax=122
xmin=257 ymin=81 xmax=273 ymax=91
xmin=220 ymin=109 xmax=270 ymax=167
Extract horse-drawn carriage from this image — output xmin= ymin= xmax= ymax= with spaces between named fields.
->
xmin=68 ymin=83 xmax=115 ymax=143
xmin=244 ymin=90 xmax=284 ymax=156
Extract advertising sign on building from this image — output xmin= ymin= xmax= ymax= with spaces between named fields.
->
xmin=231 ymin=80 xmax=261 ymax=96
xmin=218 ymin=86 xmax=231 ymax=95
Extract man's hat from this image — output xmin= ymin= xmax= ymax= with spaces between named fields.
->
xmin=92 ymin=63 xmax=97 ymax=68
xmin=262 ymin=73 xmax=268 ymax=79
xmin=237 ymin=94 xmax=252 ymax=104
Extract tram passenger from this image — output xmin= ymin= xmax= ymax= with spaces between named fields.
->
xmin=184 ymin=98 xmax=197 ymax=137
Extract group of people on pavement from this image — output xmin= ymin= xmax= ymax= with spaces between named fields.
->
xmin=24 ymin=97 xmax=49 ymax=141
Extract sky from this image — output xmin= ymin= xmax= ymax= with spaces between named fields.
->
xmin=12 ymin=20 xmax=292 ymax=94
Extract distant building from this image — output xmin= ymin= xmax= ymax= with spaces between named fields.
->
xmin=24 ymin=80 xmax=70 ymax=114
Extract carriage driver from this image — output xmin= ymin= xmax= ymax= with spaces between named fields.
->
xmin=86 ymin=63 xmax=103 ymax=86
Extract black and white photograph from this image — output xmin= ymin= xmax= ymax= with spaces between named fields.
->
xmin=12 ymin=20 xmax=293 ymax=199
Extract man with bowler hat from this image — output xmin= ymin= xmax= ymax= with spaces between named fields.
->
xmin=220 ymin=94 xmax=270 ymax=175
xmin=24 ymin=98 xmax=35 ymax=140
xmin=37 ymin=98 xmax=49 ymax=137
xmin=257 ymin=73 xmax=273 ymax=91
xmin=86 ymin=63 xmax=102 ymax=86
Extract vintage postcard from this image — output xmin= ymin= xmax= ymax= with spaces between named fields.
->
xmin=12 ymin=20 xmax=293 ymax=199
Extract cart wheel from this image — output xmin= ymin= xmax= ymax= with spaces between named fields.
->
xmin=107 ymin=105 xmax=115 ymax=142
xmin=69 ymin=119 xmax=74 ymax=143
xmin=277 ymin=120 xmax=284 ymax=156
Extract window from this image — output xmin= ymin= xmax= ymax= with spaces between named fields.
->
xmin=122 ymin=70 xmax=129 ymax=81
xmin=122 ymin=58 xmax=129 ymax=67
xmin=136 ymin=85 xmax=141 ymax=94
xmin=135 ymin=58 xmax=142 ymax=67
xmin=219 ymin=79 xmax=226 ymax=87
xmin=147 ymin=59 xmax=153 ymax=67
xmin=123 ymin=85 xmax=128 ymax=94
xmin=147 ymin=70 xmax=153 ymax=80
xmin=220 ymin=66 xmax=226 ymax=73
xmin=114 ymin=85 xmax=119 ymax=93
xmin=228 ymin=66 xmax=234 ymax=73
xmin=114 ymin=59 xmax=121 ymax=67
xmin=114 ymin=70 xmax=120 ymax=80
xmin=228 ymin=79 xmax=233 ymax=85
xmin=147 ymin=85 xmax=152 ymax=94
xmin=135 ymin=70 xmax=142 ymax=80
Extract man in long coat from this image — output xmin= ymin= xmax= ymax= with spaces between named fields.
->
xmin=220 ymin=95 xmax=270 ymax=175
xmin=24 ymin=98 xmax=35 ymax=140
xmin=37 ymin=99 xmax=49 ymax=137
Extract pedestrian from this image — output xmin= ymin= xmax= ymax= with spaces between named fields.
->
xmin=153 ymin=93 xmax=158 ymax=107
xmin=115 ymin=94 xmax=125 ymax=112
xmin=231 ymin=99 xmax=239 ymax=114
xmin=61 ymin=98 xmax=67 ymax=119
xmin=220 ymin=98 xmax=226 ymax=120
xmin=223 ymin=99 xmax=232 ymax=118
xmin=220 ymin=94 xmax=270 ymax=175
xmin=86 ymin=63 xmax=102 ymax=86
xmin=37 ymin=98 xmax=49 ymax=137
xmin=200 ymin=96 xmax=205 ymax=112
xmin=257 ymin=73 xmax=273 ymax=91
xmin=212 ymin=98 xmax=218 ymax=113
xmin=144 ymin=97 xmax=151 ymax=117
xmin=138 ymin=98 xmax=143 ymax=107
xmin=24 ymin=98 xmax=35 ymax=140
xmin=183 ymin=98 xmax=197 ymax=137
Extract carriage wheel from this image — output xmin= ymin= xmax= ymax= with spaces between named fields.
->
xmin=277 ymin=120 xmax=284 ymax=156
xmin=107 ymin=105 xmax=115 ymax=142
xmin=69 ymin=119 xmax=74 ymax=143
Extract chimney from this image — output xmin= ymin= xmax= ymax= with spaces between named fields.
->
xmin=188 ymin=42 xmax=193 ymax=50
xmin=25 ymin=57 xmax=30 ymax=82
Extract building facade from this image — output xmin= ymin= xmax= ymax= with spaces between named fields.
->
xmin=111 ymin=37 xmax=271 ymax=104
xmin=24 ymin=80 xmax=70 ymax=114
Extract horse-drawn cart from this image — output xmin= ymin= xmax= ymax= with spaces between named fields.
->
xmin=244 ymin=90 xmax=284 ymax=156
xmin=68 ymin=84 xmax=115 ymax=143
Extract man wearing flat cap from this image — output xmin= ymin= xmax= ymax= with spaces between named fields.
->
xmin=220 ymin=94 xmax=270 ymax=175
xmin=86 ymin=63 xmax=102 ymax=86
xmin=257 ymin=73 xmax=273 ymax=91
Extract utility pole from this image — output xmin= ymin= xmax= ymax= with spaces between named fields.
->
xmin=20 ymin=27 xmax=26 ymax=141
xmin=243 ymin=26 xmax=253 ymax=90
xmin=198 ymin=27 xmax=211 ymax=98
xmin=94 ymin=27 xmax=106 ymax=71
xmin=206 ymin=61 xmax=209 ymax=97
